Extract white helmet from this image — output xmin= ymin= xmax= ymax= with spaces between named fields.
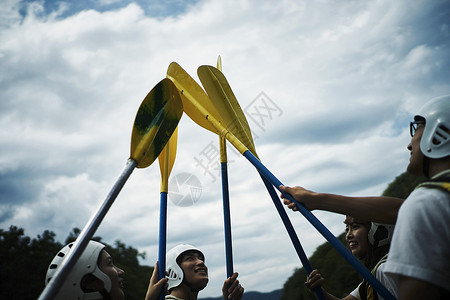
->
xmin=415 ymin=94 xmax=450 ymax=159
xmin=45 ymin=240 xmax=112 ymax=300
xmin=368 ymin=223 xmax=394 ymax=247
xmin=166 ymin=244 xmax=205 ymax=291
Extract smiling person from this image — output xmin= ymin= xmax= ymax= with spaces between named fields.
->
xmin=281 ymin=95 xmax=450 ymax=299
xmin=165 ymin=244 xmax=244 ymax=300
xmin=305 ymin=218 xmax=395 ymax=300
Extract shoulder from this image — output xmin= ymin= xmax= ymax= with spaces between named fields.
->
xmin=399 ymin=187 xmax=450 ymax=218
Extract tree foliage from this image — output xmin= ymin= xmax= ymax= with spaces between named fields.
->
xmin=0 ymin=171 xmax=427 ymax=300
xmin=0 ymin=226 xmax=154 ymax=300
xmin=280 ymin=171 xmax=426 ymax=299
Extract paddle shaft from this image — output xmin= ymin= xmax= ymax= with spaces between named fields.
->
xmin=221 ymin=161 xmax=234 ymax=277
xmin=158 ymin=143 xmax=172 ymax=300
xmin=158 ymin=192 xmax=168 ymax=300
xmin=243 ymin=151 xmax=396 ymax=300
xmin=259 ymin=175 xmax=326 ymax=300
xmin=38 ymin=159 xmax=137 ymax=300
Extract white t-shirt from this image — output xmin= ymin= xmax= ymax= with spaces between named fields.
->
xmin=349 ymin=263 xmax=398 ymax=300
xmin=165 ymin=295 xmax=184 ymax=300
xmin=384 ymin=186 xmax=450 ymax=292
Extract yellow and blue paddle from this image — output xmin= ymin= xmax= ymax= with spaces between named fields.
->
xmin=39 ymin=78 xmax=183 ymax=300
xmin=197 ymin=64 xmax=326 ymax=300
xmin=216 ymin=56 xmax=234 ymax=279
xmin=157 ymin=125 xmax=178 ymax=300
xmin=168 ymin=63 xmax=395 ymax=300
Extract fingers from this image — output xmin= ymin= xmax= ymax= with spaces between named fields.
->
xmin=280 ymin=185 xmax=299 ymax=211
xmin=305 ymin=270 xmax=324 ymax=290
xmin=146 ymin=262 xmax=168 ymax=300
xmin=223 ymin=272 xmax=244 ymax=300
xmin=153 ymin=277 xmax=168 ymax=289
xmin=150 ymin=261 xmax=159 ymax=285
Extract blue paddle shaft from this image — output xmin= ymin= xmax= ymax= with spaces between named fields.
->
xmin=259 ymin=175 xmax=326 ymax=300
xmin=158 ymin=192 xmax=168 ymax=300
xmin=221 ymin=162 xmax=234 ymax=278
xmin=243 ymin=151 xmax=396 ymax=300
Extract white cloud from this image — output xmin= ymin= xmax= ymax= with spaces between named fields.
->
xmin=1 ymin=0 xmax=449 ymax=297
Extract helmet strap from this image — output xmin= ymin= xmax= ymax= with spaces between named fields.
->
xmin=99 ymin=288 xmax=112 ymax=300
xmin=423 ymin=156 xmax=430 ymax=178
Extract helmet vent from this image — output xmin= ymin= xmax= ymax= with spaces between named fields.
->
xmin=167 ymin=269 xmax=178 ymax=280
xmin=49 ymin=263 xmax=58 ymax=269
xmin=432 ymin=125 xmax=450 ymax=146
xmin=57 ymin=252 xmax=65 ymax=257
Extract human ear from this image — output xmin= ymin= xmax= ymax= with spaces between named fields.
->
xmin=81 ymin=274 xmax=104 ymax=292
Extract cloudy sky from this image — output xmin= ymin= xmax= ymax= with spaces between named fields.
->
xmin=1 ymin=0 xmax=449 ymax=297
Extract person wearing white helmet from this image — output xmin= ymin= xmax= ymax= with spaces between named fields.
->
xmin=164 ymin=244 xmax=244 ymax=300
xmin=46 ymin=240 xmax=168 ymax=300
xmin=305 ymin=217 xmax=395 ymax=300
xmin=281 ymin=95 xmax=450 ymax=299
xmin=383 ymin=95 xmax=450 ymax=299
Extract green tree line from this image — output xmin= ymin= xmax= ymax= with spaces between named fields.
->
xmin=0 ymin=171 xmax=425 ymax=300
xmin=0 ymin=226 xmax=153 ymax=300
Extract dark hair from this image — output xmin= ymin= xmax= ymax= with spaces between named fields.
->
xmin=344 ymin=216 xmax=390 ymax=300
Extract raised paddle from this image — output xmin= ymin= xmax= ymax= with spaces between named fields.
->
xmin=168 ymin=63 xmax=395 ymax=300
xmin=39 ymin=78 xmax=183 ymax=300
xmin=216 ymin=56 xmax=234 ymax=279
xmin=157 ymin=125 xmax=178 ymax=300
xmin=197 ymin=64 xmax=326 ymax=300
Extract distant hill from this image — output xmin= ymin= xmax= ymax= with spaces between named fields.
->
xmin=200 ymin=289 xmax=283 ymax=300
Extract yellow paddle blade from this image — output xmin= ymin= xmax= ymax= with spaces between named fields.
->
xmin=130 ymin=78 xmax=183 ymax=168
xmin=216 ymin=55 xmax=228 ymax=163
xmin=197 ymin=65 xmax=258 ymax=158
xmin=217 ymin=55 xmax=222 ymax=71
xmin=166 ymin=62 xmax=223 ymax=134
xmin=158 ymin=126 xmax=178 ymax=192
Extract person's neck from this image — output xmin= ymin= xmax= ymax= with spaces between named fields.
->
xmin=428 ymin=157 xmax=450 ymax=178
xmin=170 ymin=284 xmax=198 ymax=300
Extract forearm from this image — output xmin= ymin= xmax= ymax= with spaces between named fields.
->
xmin=398 ymin=276 xmax=441 ymax=300
xmin=312 ymin=194 xmax=403 ymax=224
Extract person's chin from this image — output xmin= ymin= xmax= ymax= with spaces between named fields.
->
xmin=198 ymin=278 xmax=209 ymax=290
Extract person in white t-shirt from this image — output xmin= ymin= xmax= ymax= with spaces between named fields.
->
xmin=382 ymin=96 xmax=450 ymax=299
xmin=281 ymin=95 xmax=450 ymax=299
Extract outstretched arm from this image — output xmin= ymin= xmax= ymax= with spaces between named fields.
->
xmin=145 ymin=262 xmax=168 ymax=300
xmin=222 ymin=272 xmax=244 ymax=300
xmin=280 ymin=185 xmax=403 ymax=224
